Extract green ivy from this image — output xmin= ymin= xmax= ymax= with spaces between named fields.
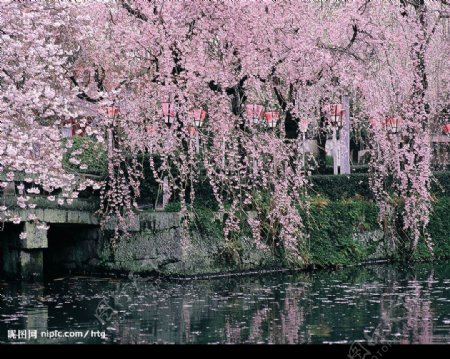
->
xmin=309 ymin=171 xmax=450 ymax=201
xmin=300 ymin=196 xmax=379 ymax=267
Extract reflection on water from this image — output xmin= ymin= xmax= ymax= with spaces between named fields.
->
xmin=1 ymin=261 xmax=450 ymax=344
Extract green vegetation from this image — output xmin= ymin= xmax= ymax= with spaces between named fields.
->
xmin=413 ymin=196 xmax=450 ymax=261
xmin=309 ymin=174 xmax=372 ymax=200
xmin=301 ymin=196 xmax=380 ymax=266
xmin=308 ymin=171 xmax=450 ymax=200
xmin=62 ymin=136 xmax=108 ymax=177
xmin=164 ymin=201 xmax=181 ymax=212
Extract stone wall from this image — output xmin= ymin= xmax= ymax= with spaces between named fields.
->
xmin=52 ymin=212 xmax=279 ymax=276
xmin=2 ymin=210 xmax=398 ymax=279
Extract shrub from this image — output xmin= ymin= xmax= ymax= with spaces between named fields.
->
xmin=414 ymin=196 xmax=450 ymax=260
xmin=309 ymin=173 xmax=372 ymax=200
xmin=164 ymin=201 xmax=181 ymax=212
xmin=310 ymin=171 xmax=450 ymax=200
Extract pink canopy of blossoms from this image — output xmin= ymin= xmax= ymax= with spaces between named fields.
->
xmin=0 ymin=0 xmax=449 ymax=258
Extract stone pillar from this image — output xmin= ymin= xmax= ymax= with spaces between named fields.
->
xmin=2 ymin=222 xmax=47 ymax=280
xmin=340 ymin=95 xmax=351 ymax=174
xmin=332 ymin=127 xmax=339 ymax=175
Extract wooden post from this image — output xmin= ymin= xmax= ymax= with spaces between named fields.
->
xmin=302 ymin=132 xmax=306 ymax=168
xmin=252 ymin=158 xmax=258 ymax=178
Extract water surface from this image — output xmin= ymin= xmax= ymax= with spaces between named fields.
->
xmin=1 ymin=261 xmax=450 ymax=344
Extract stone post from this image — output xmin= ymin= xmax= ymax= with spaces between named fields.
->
xmin=2 ymin=222 xmax=47 ymax=280
xmin=340 ymin=95 xmax=351 ymax=174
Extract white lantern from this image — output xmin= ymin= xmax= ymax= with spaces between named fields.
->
xmin=189 ymin=109 xmax=207 ymax=128
xmin=245 ymin=104 xmax=264 ymax=125
xmin=264 ymin=111 xmax=279 ymax=128
xmin=161 ymin=102 xmax=176 ymax=124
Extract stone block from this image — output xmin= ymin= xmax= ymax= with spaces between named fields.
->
xmin=104 ymin=213 xmax=140 ymax=231
xmin=66 ymin=210 xmax=98 ymax=224
xmin=21 ymin=222 xmax=48 ymax=249
xmin=2 ymin=247 xmax=19 ymax=276
xmin=42 ymin=209 xmax=67 ymax=223
xmin=140 ymin=212 xmax=181 ymax=231
xmin=19 ymin=249 xmax=44 ymax=280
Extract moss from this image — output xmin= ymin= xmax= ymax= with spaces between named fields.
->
xmin=54 ymin=196 xmax=450 ymax=276
xmin=302 ymin=196 xmax=379 ymax=267
xmin=413 ymin=197 xmax=450 ymax=261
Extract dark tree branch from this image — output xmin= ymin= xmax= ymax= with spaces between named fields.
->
xmin=317 ymin=24 xmax=361 ymax=61
xmin=69 ymin=75 xmax=103 ymax=103
xmin=94 ymin=67 xmax=106 ymax=93
xmin=119 ymin=0 xmax=149 ymax=22
xmin=208 ymin=80 xmax=222 ymax=93
xmin=274 ymin=87 xmax=286 ymax=110
xmin=357 ymin=0 xmax=371 ymax=15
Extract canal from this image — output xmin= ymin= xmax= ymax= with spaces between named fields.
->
xmin=1 ymin=261 xmax=450 ymax=344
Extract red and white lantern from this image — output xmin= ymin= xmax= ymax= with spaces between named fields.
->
xmin=189 ymin=108 xmax=207 ymax=128
xmin=368 ymin=118 xmax=380 ymax=128
xmin=384 ymin=117 xmax=403 ymax=134
xmin=161 ymin=102 xmax=176 ymax=124
xmin=101 ymin=106 xmax=120 ymax=118
xmin=442 ymin=123 xmax=450 ymax=137
xmin=299 ymin=118 xmax=309 ymax=133
xmin=61 ymin=118 xmax=75 ymax=138
xmin=326 ymin=103 xmax=344 ymax=127
xmin=245 ymin=104 xmax=265 ymax=125
xmin=188 ymin=126 xmax=197 ymax=137
xmin=264 ymin=111 xmax=279 ymax=128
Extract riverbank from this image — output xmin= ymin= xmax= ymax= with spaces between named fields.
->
xmin=2 ymin=171 xmax=449 ymax=280
xmin=37 ymin=196 xmax=450 ymax=279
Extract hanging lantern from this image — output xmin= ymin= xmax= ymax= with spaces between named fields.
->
xmin=188 ymin=126 xmax=197 ymax=137
xmin=189 ymin=108 xmax=207 ymax=128
xmin=264 ymin=111 xmax=279 ymax=128
xmin=368 ymin=118 xmax=380 ymax=128
xmin=61 ymin=118 xmax=75 ymax=138
xmin=384 ymin=117 xmax=403 ymax=134
xmin=245 ymin=104 xmax=265 ymax=125
xmin=101 ymin=106 xmax=120 ymax=118
xmin=299 ymin=118 xmax=309 ymax=133
xmin=161 ymin=102 xmax=176 ymax=124
xmin=442 ymin=124 xmax=450 ymax=137
xmin=61 ymin=118 xmax=86 ymax=137
xmin=327 ymin=103 xmax=344 ymax=128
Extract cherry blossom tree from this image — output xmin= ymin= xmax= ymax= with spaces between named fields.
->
xmin=1 ymin=0 xmax=449 ymax=261
xmin=0 ymin=1 xmax=103 ymax=233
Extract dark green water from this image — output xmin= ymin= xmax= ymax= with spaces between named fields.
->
xmin=1 ymin=261 xmax=450 ymax=344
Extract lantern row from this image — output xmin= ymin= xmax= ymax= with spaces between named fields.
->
xmin=63 ymin=103 xmax=450 ymax=138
